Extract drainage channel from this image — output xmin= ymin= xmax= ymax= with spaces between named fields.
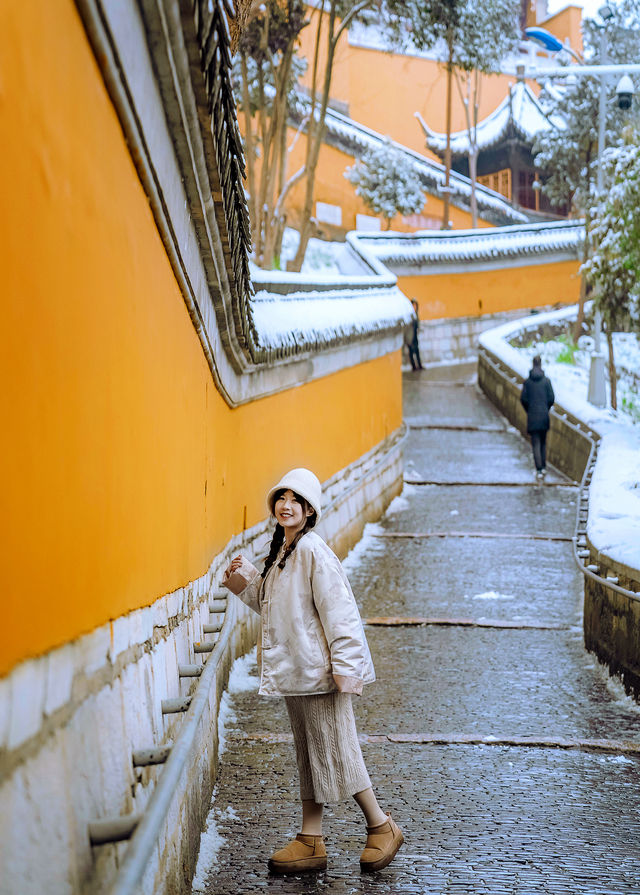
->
xmin=239 ymin=732 xmax=640 ymax=756
xmin=407 ymin=422 xmax=507 ymax=432
xmin=405 ymin=479 xmax=577 ymax=488
xmin=363 ymin=616 xmax=570 ymax=630
xmin=373 ymin=531 xmax=572 ymax=542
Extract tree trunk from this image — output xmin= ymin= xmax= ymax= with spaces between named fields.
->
xmin=261 ymin=64 xmax=291 ymax=267
xmin=573 ymin=210 xmax=591 ymax=343
xmin=442 ymin=35 xmax=454 ymax=230
xmin=606 ymin=325 xmax=617 ymax=410
xmin=290 ymin=4 xmax=338 ymax=271
xmin=454 ymin=70 xmax=478 ymax=228
xmin=240 ymin=52 xmax=257 ymax=238
xmin=573 ymin=274 xmax=588 ymax=344
xmin=470 ymin=70 xmax=480 ymax=229
xmin=469 ymin=149 xmax=478 ymax=229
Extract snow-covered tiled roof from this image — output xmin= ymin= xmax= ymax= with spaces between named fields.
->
xmin=423 ymin=81 xmax=565 ymax=157
xmin=251 ymin=284 xmax=413 ymax=351
xmin=247 ymin=221 xmax=584 ymax=356
xmin=250 ymin=260 xmax=413 ymax=355
xmin=288 ymin=96 xmax=530 ymax=227
xmin=348 ymin=220 xmax=584 ymax=268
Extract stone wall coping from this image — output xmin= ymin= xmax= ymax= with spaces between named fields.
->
xmin=349 ymin=221 xmax=584 ymax=272
xmin=479 ymin=305 xmax=640 ymax=591
xmin=75 ymin=0 xmax=411 ymax=410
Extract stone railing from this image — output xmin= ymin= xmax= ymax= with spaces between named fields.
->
xmin=477 ymin=334 xmax=640 ymax=700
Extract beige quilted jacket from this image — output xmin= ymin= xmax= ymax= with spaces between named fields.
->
xmin=235 ymin=531 xmax=375 ymax=697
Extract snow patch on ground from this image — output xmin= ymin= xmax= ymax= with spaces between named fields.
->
xmin=587 ymin=656 xmax=640 ymax=715
xmin=191 ymin=805 xmax=239 ymax=891
xmin=227 ymin=648 xmax=259 ymax=694
xmin=404 ymin=460 xmax=425 ymax=482
xmin=384 ymin=492 xmax=411 ymax=514
xmin=216 ymin=691 xmax=236 ymax=757
xmin=342 ymin=522 xmax=387 ymax=574
xmin=279 ymin=228 xmax=345 ymax=274
xmin=589 ymin=433 xmax=640 ymax=569
xmin=469 ymin=591 xmax=515 ymax=601
xmin=190 ymin=650 xmax=258 ymax=891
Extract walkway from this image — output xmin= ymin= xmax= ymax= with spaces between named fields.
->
xmin=194 ymin=364 xmax=640 ymax=894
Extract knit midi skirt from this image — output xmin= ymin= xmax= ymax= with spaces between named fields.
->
xmin=284 ymin=692 xmax=371 ymax=804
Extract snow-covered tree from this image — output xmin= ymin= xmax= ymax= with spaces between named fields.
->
xmin=452 ymin=0 xmax=520 ymax=227
xmin=233 ymin=1 xmax=382 ymax=270
xmin=384 ymin=0 xmax=520 ymax=228
xmin=534 ymin=0 xmax=640 ymax=338
xmin=232 ymin=1 xmax=309 ymax=269
xmin=345 ymin=139 xmax=426 ymax=229
xmin=533 ymin=0 xmax=640 ymax=212
xmin=583 ymin=135 xmax=640 ymax=409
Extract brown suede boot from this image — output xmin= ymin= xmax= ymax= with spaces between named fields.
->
xmin=268 ymin=833 xmax=327 ymax=874
xmin=360 ymin=813 xmax=404 ymax=872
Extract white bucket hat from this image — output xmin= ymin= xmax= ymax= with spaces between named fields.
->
xmin=267 ymin=467 xmax=322 ymax=522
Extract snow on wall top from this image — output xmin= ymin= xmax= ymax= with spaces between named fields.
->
xmin=288 ymin=96 xmax=529 ymax=227
xmin=424 ymin=81 xmax=565 ymax=156
xmin=247 ymin=221 xmax=584 ymax=355
xmin=349 ymin=220 xmax=584 ymax=267
xmin=250 ymin=248 xmax=413 ymax=354
xmin=251 ymin=284 xmax=413 ymax=351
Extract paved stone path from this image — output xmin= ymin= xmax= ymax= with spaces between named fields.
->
xmin=195 ymin=364 xmax=640 ymax=895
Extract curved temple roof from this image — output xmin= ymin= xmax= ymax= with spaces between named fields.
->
xmin=421 ymin=81 xmax=565 ymax=158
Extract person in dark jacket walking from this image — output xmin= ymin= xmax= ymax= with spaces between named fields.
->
xmin=404 ymin=299 xmax=423 ymax=370
xmin=520 ymin=355 xmax=555 ymax=481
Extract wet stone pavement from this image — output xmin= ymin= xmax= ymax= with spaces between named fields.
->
xmin=195 ymin=363 xmax=640 ymax=895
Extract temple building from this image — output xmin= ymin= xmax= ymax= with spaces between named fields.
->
xmin=417 ymin=81 xmax=569 ymax=218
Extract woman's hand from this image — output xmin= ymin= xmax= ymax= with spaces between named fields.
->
xmin=221 ymin=555 xmax=260 ymax=597
xmin=226 ymin=554 xmax=244 ymax=574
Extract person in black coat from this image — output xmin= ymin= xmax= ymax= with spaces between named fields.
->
xmin=520 ymin=355 xmax=555 ymax=480
xmin=404 ymin=299 xmax=423 ymax=371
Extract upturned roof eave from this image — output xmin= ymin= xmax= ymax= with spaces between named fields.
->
xmin=425 ymin=82 xmax=564 ymax=158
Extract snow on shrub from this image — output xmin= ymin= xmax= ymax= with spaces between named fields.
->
xmin=345 ymin=138 xmax=426 ymax=229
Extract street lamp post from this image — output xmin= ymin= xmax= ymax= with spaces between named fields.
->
xmin=587 ymin=16 xmax=610 ymax=407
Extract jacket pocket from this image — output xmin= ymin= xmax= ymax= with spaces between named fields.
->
xmin=315 ymin=633 xmax=332 ymax=671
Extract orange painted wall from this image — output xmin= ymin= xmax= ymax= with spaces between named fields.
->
xmin=297 ymin=6 xmax=581 ymax=164
xmin=280 ymin=130 xmax=491 ymax=237
xmin=345 ymin=50 xmax=514 ymax=159
xmin=0 ymin=1 xmax=402 ymax=676
xmin=298 ymin=19 xmax=528 ymax=160
xmin=541 ymin=6 xmax=584 ymax=58
xmin=401 ymin=260 xmax=581 ymax=319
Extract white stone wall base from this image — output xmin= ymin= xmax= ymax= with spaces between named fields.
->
xmin=0 ymin=427 xmax=404 ymax=895
xmin=414 ymin=309 xmax=547 ymax=365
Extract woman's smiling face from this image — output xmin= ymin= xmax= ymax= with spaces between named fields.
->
xmin=274 ymin=489 xmax=313 ymax=543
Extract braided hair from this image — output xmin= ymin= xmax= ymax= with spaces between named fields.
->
xmin=261 ymin=489 xmax=317 ymax=579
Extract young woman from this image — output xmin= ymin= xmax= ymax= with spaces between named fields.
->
xmin=222 ymin=467 xmax=403 ymax=875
